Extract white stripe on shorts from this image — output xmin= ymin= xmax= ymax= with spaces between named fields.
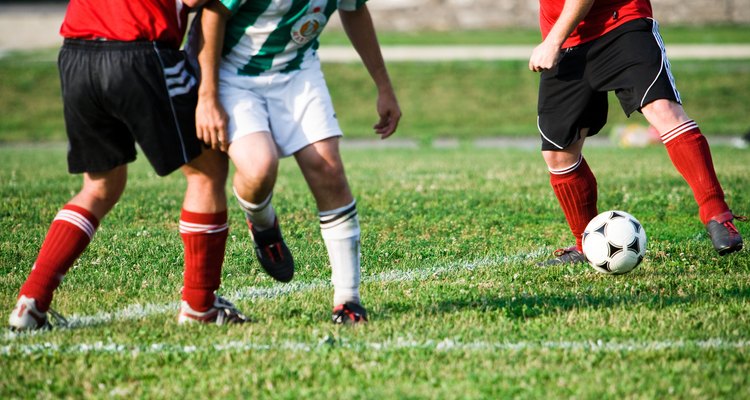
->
xmin=642 ymin=19 xmax=681 ymax=108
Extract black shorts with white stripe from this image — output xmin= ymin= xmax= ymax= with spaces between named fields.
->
xmin=59 ymin=39 xmax=202 ymax=176
xmin=537 ymin=18 xmax=682 ymax=151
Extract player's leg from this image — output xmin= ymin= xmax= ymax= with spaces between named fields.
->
xmin=229 ymin=131 xmax=279 ymax=224
xmin=605 ymin=18 xmax=742 ymax=255
xmin=227 ymin=132 xmax=295 ymax=282
xmin=10 ymin=167 xmax=126 ymax=330
xmin=642 ymin=99 xmax=726 ymax=224
xmin=294 ymin=138 xmax=367 ymax=324
xmin=124 ymin=42 xmax=248 ymax=322
xmin=176 ymin=149 xmax=248 ymax=324
xmin=536 ymin=42 xmax=605 ymax=266
xmin=642 ymin=100 xmax=742 ymax=254
xmin=211 ymin=70 xmax=296 ymax=282
xmin=9 ymin=39 xmax=143 ymax=330
xmin=541 ymin=132 xmax=597 ymax=265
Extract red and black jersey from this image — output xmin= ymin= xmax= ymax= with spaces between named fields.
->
xmin=539 ymin=0 xmax=653 ymax=48
xmin=60 ymin=0 xmax=190 ymax=49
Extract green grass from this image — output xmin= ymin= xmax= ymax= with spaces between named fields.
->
xmin=326 ymin=59 xmax=750 ymax=140
xmin=1 ymin=25 xmax=749 ymax=397
xmin=319 ymin=25 xmax=750 ymax=45
xmin=1 ymin=144 xmax=749 ymax=398
xmin=1 ymin=55 xmax=749 ymax=143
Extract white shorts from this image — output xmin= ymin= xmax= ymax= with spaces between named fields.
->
xmin=218 ymin=60 xmax=343 ymax=157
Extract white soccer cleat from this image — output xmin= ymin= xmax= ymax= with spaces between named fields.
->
xmin=177 ymin=296 xmax=250 ymax=326
xmin=8 ymin=295 xmax=60 ymax=331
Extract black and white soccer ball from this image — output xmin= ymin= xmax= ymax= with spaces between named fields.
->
xmin=582 ymin=210 xmax=647 ymax=275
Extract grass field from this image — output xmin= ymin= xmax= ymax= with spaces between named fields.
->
xmin=2 ymin=34 xmax=750 ymax=143
xmin=1 ymin=26 xmax=749 ymax=398
xmin=319 ymin=25 xmax=750 ymax=45
xmin=1 ymin=143 xmax=749 ymax=398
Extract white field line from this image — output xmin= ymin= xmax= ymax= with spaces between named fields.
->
xmin=6 ymin=45 xmax=750 ymax=63
xmin=317 ymin=44 xmax=750 ymax=62
xmin=3 ymin=251 xmax=542 ymax=341
xmin=2 ymin=338 xmax=749 ymax=356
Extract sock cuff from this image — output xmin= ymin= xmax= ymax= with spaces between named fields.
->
xmin=333 ymin=291 xmax=361 ymax=307
xmin=57 ymin=204 xmax=99 ymax=239
xmin=661 ymin=119 xmax=699 ymax=144
xmin=182 ymin=289 xmax=217 ymax=313
xmin=320 ymin=200 xmax=358 ymax=233
xmin=549 ymin=155 xmax=583 ymax=176
xmin=233 ymin=187 xmax=272 ymax=213
xmin=320 ymin=200 xmax=356 ymax=217
xmin=180 ymin=209 xmax=229 ymax=234
xmin=320 ymin=204 xmax=360 ymax=240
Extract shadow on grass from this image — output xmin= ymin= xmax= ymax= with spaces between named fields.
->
xmin=379 ymin=286 xmax=750 ymax=321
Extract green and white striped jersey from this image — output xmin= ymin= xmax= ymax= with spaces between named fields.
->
xmin=220 ymin=0 xmax=367 ymax=76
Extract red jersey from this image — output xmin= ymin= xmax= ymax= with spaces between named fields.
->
xmin=539 ymin=0 xmax=653 ymax=48
xmin=60 ymin=0 xmax=190 ymax=49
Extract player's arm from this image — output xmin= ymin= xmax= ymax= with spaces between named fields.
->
xmin=338 ymin=5 xmax=401 ymax=139
xmin=182 ymin=0 xmax=214 ymax=8
xmin=529 ymin=0 xmax=595 ymax=72
xmin=195 ymin=1 xmax=231 ymax=152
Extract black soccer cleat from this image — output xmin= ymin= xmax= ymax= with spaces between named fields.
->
xmin=248 ymin=218 xmax=294 ymax=282
xmin=332 ymin=302 xmax=368 ymax=325
xmin=706 ymin=211 xmax=745 ymax=255
xmin=537 ymin=246 xmax=587 ymax=267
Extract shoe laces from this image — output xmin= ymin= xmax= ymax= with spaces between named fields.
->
xmin=553 ymin=246 xmax=578 ymax=257
xmin=723 ymin=220 xmax=739 ymax=235
xmin=724 ymin=214 xmax=747 ymax=235
xmin=47 ymin=308 xmax=69 ymax=328
xmin=214 ymin=297 xmax=249 ymax=325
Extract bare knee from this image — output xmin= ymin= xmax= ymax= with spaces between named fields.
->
xmin=80 ymin=183 xmax=124 ymax=208
xmin=543 ymin=151 xmax=581 ymax=171
xmin=305 ymin=156 xmax=346 ymax=183
xmin=642 ymin=99 xmax=689 ymax=133
xmin=72 ymin=166 xmax=128 ymax=217
xmin=304 ymin=158 xmax=351 ymax=208
xmin=232 ymin=154 xmax=279 ymax=202
xmin=183 ymin=150 xmax=229 ymax=194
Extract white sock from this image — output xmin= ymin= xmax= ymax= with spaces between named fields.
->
xmin=233 ymin=188 xmax=276 ymax=231
xmin=320 ymin=200 xmax=361 ymax=306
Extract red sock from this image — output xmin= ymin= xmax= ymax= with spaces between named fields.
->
xmin=180 ymin=209 xmax=228 ymax=312
xmin=661 ymin=120 xmax=729 ymax=224
xmin=550 ymin=156 xmax=598 ymax=251
xmin=19 ymin=204 xmax=99 ymax=312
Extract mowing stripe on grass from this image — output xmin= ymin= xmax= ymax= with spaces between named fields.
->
xmin=3 ymin=250 xmax=543 ymax=341
xmin=2 ymin=338 xmax=749 ymax=356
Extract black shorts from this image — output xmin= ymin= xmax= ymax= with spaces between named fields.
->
xmin=537 ymin=18 xmax=682 ymax=151
xmin=59 ymin=39 xmax=203 ymax=176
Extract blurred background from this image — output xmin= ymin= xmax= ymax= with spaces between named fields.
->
xmin=0 ymin=1 xmax=748 ymax=146
xmin=1 ymin=0 xmax=749 ymax=51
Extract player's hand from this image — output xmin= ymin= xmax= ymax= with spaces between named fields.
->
xmin=195 ymin=95 xmax=230 ymax=152
xmin=373 ymin=89 xmax=401 ymax=140
xmin=529 ymin=40 xmax=563 ymax=72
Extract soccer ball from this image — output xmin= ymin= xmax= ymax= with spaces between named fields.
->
xmin=582 ymin=211 xmax=647 ymax=275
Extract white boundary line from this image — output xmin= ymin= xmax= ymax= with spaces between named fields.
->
xmin=3 ymin=338 xmax=749 ymax=356
xmin=3 ymin=251 xmax=542 ymax=341
xmin=5 ymin=45 xmax=750 ymax=63
xmin=317 ymin=44 xmax=750 ymax=62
